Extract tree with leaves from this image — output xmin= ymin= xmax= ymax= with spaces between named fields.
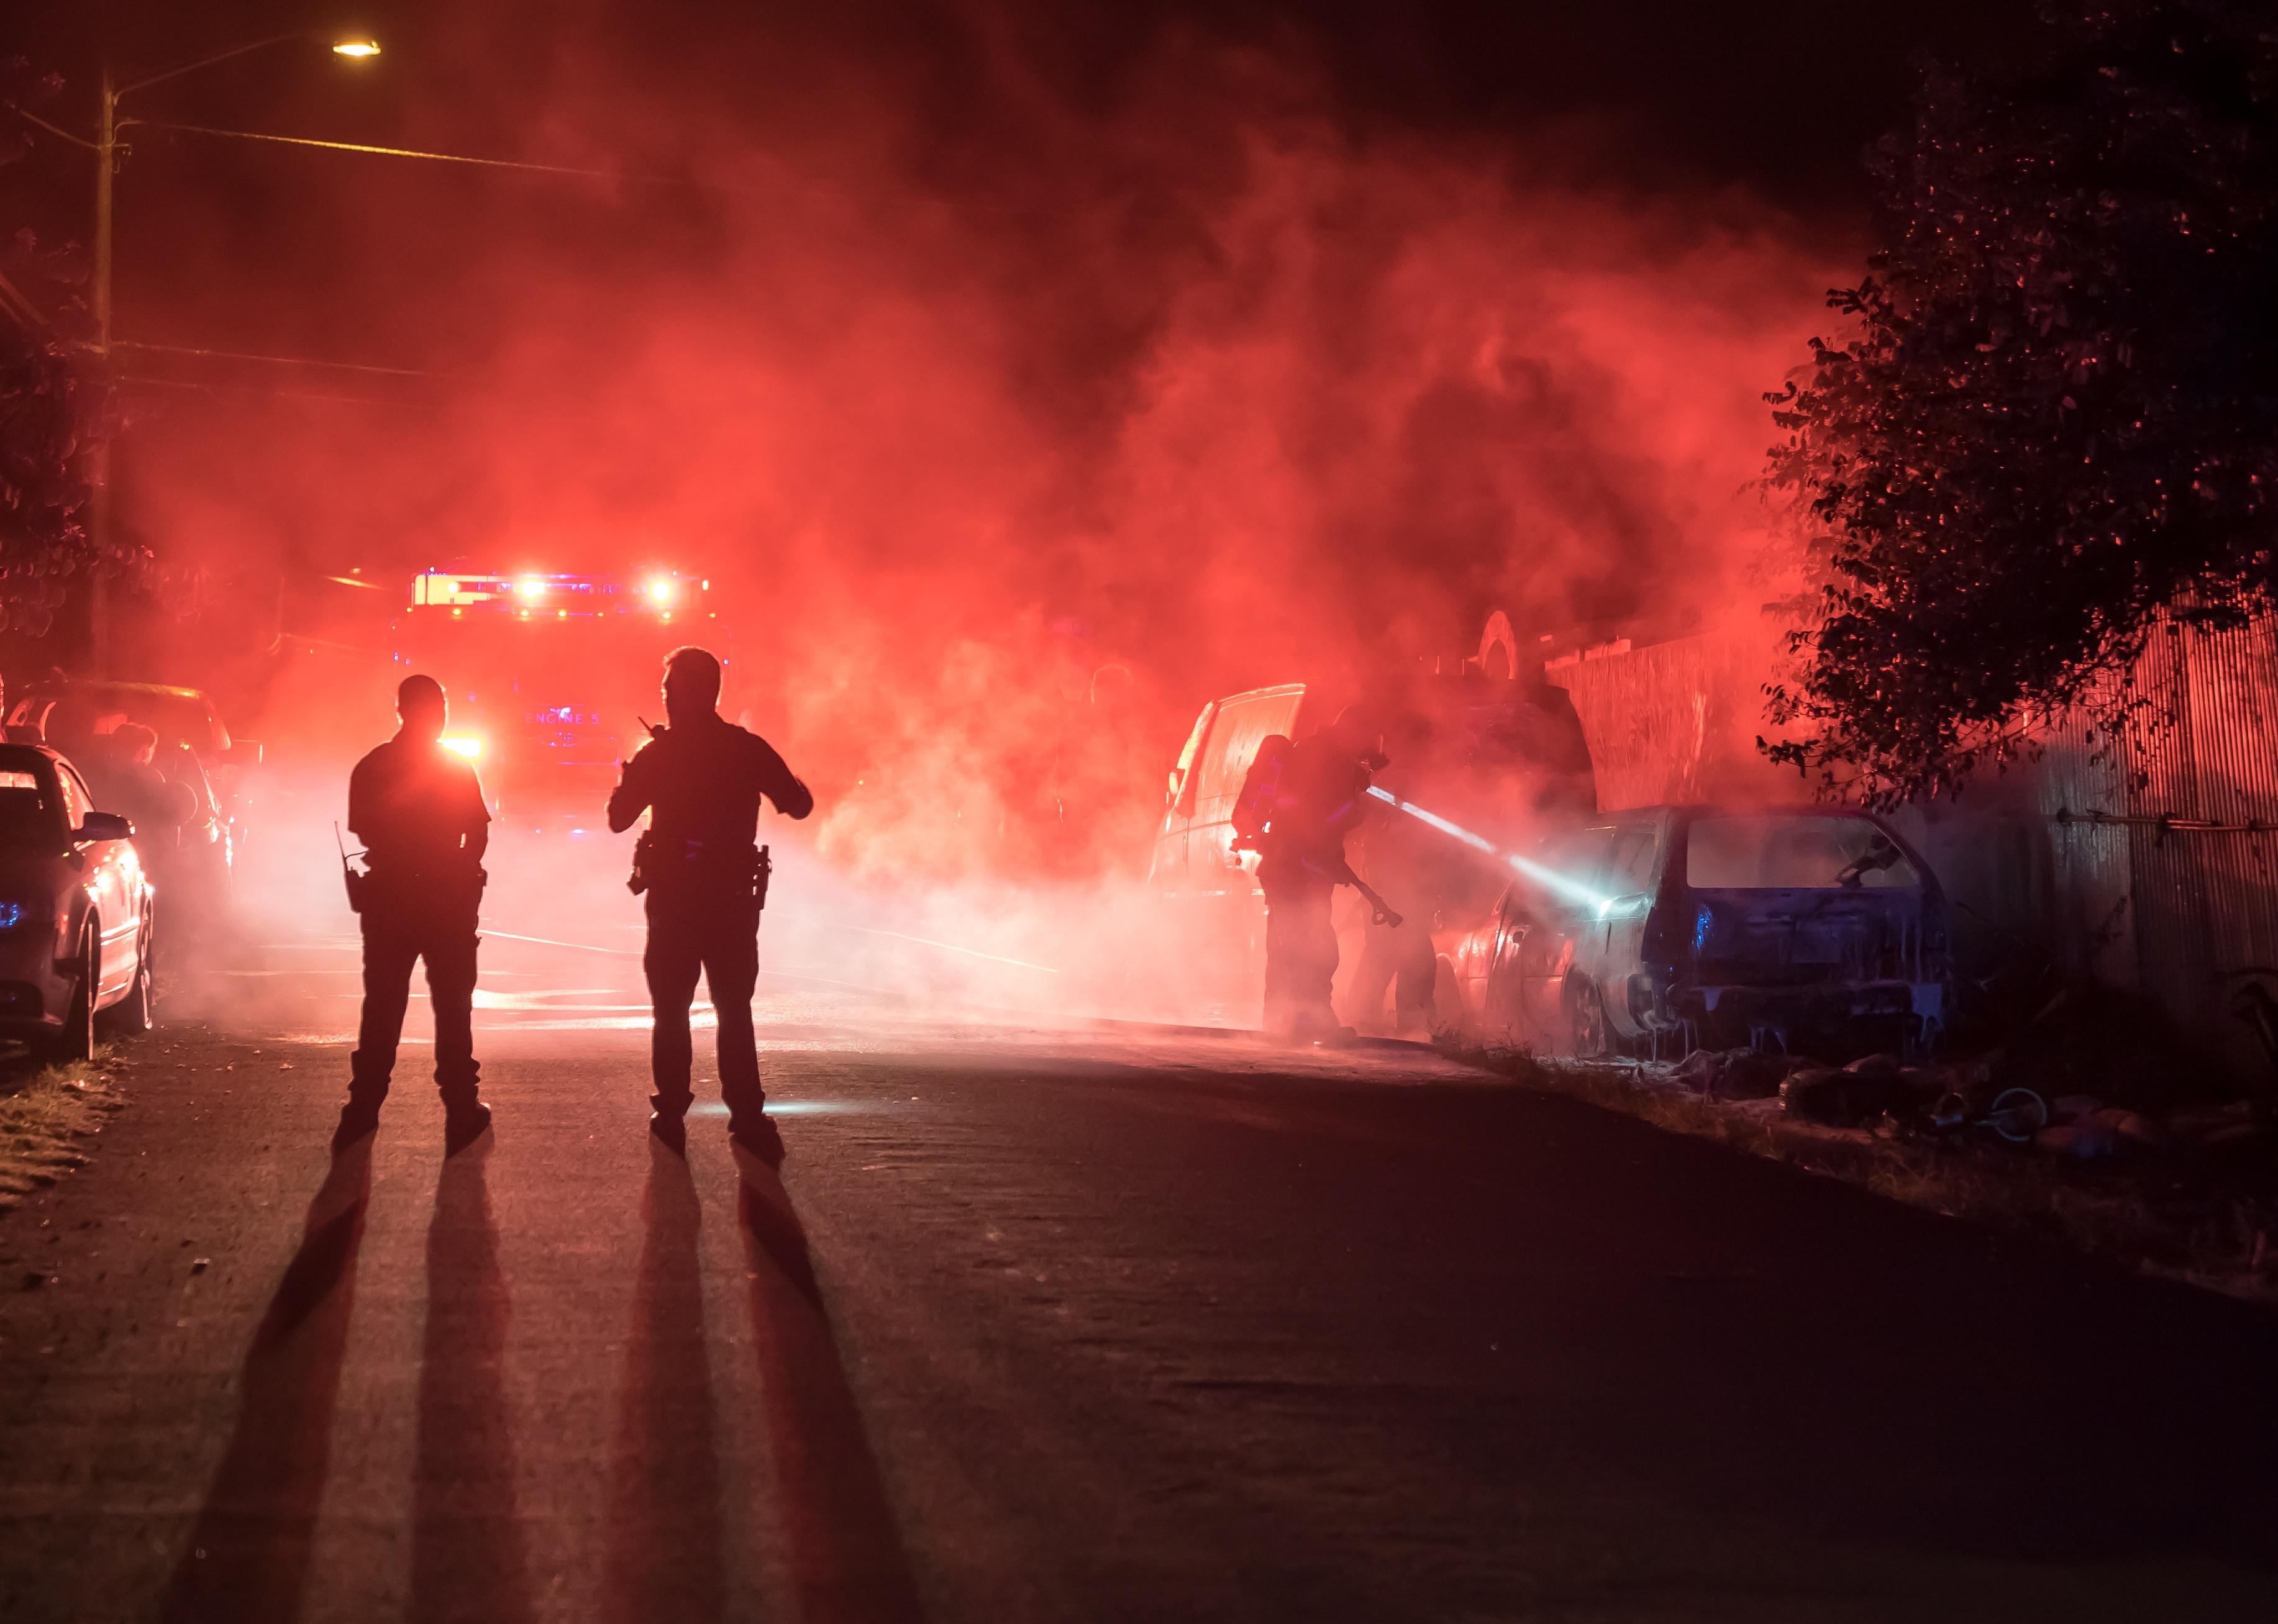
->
xmin=1 ymin=57 xmax=106 ymax=641
xmin=1763 ymin=0 xmax=2278 ymax=804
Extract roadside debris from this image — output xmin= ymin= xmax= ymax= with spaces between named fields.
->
xmin=1658 ymin=1040 xmax=2269 ymax=1164
xmin=1442 ymin=1032 xmax=2278 ymax=1304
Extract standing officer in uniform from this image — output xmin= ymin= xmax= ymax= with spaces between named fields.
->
xmin=337 ymin=674 xmax=493 ymax=1153
xmin=608 ymin=647 xmax=812 ymax=1162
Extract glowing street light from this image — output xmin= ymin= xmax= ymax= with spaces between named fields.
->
xmin=331 ymin=40 xmax=383 ymax=58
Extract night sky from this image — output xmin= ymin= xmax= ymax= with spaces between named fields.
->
xmin=11 ymin=0 xmax=2048 ymax=356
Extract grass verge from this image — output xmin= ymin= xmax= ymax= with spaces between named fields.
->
xmin=1442 ymin=1038 xmax=2278 ymax=1305
xmin=0 ymin=1053 xmax=124 ymax=1213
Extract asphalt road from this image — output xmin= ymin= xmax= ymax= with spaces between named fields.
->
xmin=2 ymin=924 xmax=2277 ymax=1623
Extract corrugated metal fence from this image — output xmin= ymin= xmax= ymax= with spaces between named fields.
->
xmin=2121 ymin=622 xmax=2278 ymax=1066
xmin=1544 ymin=615 xmax=2278 ymax=1077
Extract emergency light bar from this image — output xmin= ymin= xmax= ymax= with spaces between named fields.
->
xmin=411 ymin=571 xmax=705 ymax=615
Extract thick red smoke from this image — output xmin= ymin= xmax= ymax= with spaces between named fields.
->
xmin=106 ymin=16 xmax=1840 ymax=887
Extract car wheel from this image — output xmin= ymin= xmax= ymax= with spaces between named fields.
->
xmin=50 ymin=924 xmax=96 ymax=1064
xmin=98 ymin=923 xmax=153 ymax=1039
xmin=1569 ymin=974 xmax=1613 ymax=1059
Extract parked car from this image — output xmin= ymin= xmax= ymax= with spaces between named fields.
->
xmin=9 ymin=681 xmax=248 ymax=910
xmin=1435 ymin=805 xmax=1951 ymax=1059
xmin=74 ymin=733 xmax=234 ymax=927
xmin=6 ymin=679 xmax=253 ymax=764
xmin=0 ymin=744 xmax=157 ymax=1059
xmin=7 ymin=678 xmax=259 ymax=822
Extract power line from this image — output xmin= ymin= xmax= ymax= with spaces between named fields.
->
xmin=0 ymin=269 xmax=50 ymax=330
xmin=110 ymin=337 xmax=449 ymax=378
xmin=133 ymin=119 xmax=691 ymax=186
xmin=117 ymin=372 xmax=438 ymax=411
xmin=2 ymin=101 xmax=100 ymax=152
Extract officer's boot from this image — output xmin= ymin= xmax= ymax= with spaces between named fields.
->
xmin=443 ymin=1098 xmax=492 ymax=1155
xmin=727 ymin=1114 xmax=785 ymax=1169
xmin=439 ymin=1070 xmax=490 ymax=1156
xmin=333 ymin=1094 xmax=383 ymax=1154
xmin=334 ymin=1064 xmax=388 ymax=1153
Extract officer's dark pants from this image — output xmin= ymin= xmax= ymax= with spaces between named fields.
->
xmin=643 ymin=886 xmax=763 ymax=1126
xmin=1260 ymin=861 xmax=1339 ymax=1035
xmin=349 ymin=894 xmax=481 ymax=1110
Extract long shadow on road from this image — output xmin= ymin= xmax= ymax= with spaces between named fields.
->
xmin=601 ymin=1143 xmax=728 ymax=1624
xmin=736 ymin=1144 xmax=928 ymax=1624
xmin=411 ymin=1134 xmax=537 ymax=1624
xmin=158 ymin=1141 xmax=373 ymax=1624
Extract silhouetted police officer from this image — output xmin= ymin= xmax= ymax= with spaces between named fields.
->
xmin=608 ymin=647 xmax=812 ymax=1162
xmin=337 ymin=674 xmax=492 ymax=1153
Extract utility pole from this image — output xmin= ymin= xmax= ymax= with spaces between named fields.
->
xmin=67 ymin=35 xmax=381 ymax=678
xmin=88 ymin=63 xmax=116 ymax=677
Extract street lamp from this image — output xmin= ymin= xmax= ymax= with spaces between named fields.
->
xmin=94 ymin=36 xmax=381 ymax=355
xmin=86 ymin=33 xmax=379 ymax=671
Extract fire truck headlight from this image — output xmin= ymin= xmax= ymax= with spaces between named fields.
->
xmin=647 ymin=578 xmax=675 ymax=606
xmin=516 ymin=577 xmax=547 ymax=600
xmin=440 ymin=733 xmax=485 ymax=762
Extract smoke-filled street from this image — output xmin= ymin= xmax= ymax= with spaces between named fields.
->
xmin=4 ymin=915 xmax=2278 ymax=1623
xmin=13 ymin=2 xmax=2278 ymax=1619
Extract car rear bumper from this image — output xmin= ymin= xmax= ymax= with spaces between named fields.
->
xmin=0 ymin=981 xmax=53 ymax=1031
xmin=0 ymin=933 xmax=69 ymax=1032
xmin=1673 ymin=975 xmax=1948 ymax=1032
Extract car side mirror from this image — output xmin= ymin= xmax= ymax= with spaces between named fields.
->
xmin=76 ymin=812 xmax=134 ymax=843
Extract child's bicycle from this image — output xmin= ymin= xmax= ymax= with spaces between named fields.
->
xmin=1925 ymin=1084 xmax=2051 ymax=1144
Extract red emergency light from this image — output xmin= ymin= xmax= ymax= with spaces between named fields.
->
xmin=410 ymin=571 xmax=704 ymax=617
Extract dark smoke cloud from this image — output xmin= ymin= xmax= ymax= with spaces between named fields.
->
xmin=59 ymin=2 xmax=1848 ymax=886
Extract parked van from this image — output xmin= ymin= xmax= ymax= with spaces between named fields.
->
xmin=1147 ymin=685 xmax=1307 ymax=1023
xmin=1149 ymin=674 xmax=1592 ymax=1026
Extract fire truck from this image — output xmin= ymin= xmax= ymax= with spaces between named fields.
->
xmin=397 ymin=569 xmax=716 ymax=824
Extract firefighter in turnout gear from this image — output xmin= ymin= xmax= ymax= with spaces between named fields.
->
xmin=608 ymin=646 xmax=813 ymax=1161
xmin=337 ymin=674 xmax=493 ymax=1154
xmin=1232 ymin=707 xmax=1397 ymax=1040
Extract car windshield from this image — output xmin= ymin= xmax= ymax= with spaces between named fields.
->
xmin=1686 ymin=814 xmax=1919 ymax=889
xmin=0 ymin=768 xmax=58 ymax=844
xmin=21 ymin=689 xmax=226 ymax=755
xmin=128 ymin=693 xmax=226 ymax=754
